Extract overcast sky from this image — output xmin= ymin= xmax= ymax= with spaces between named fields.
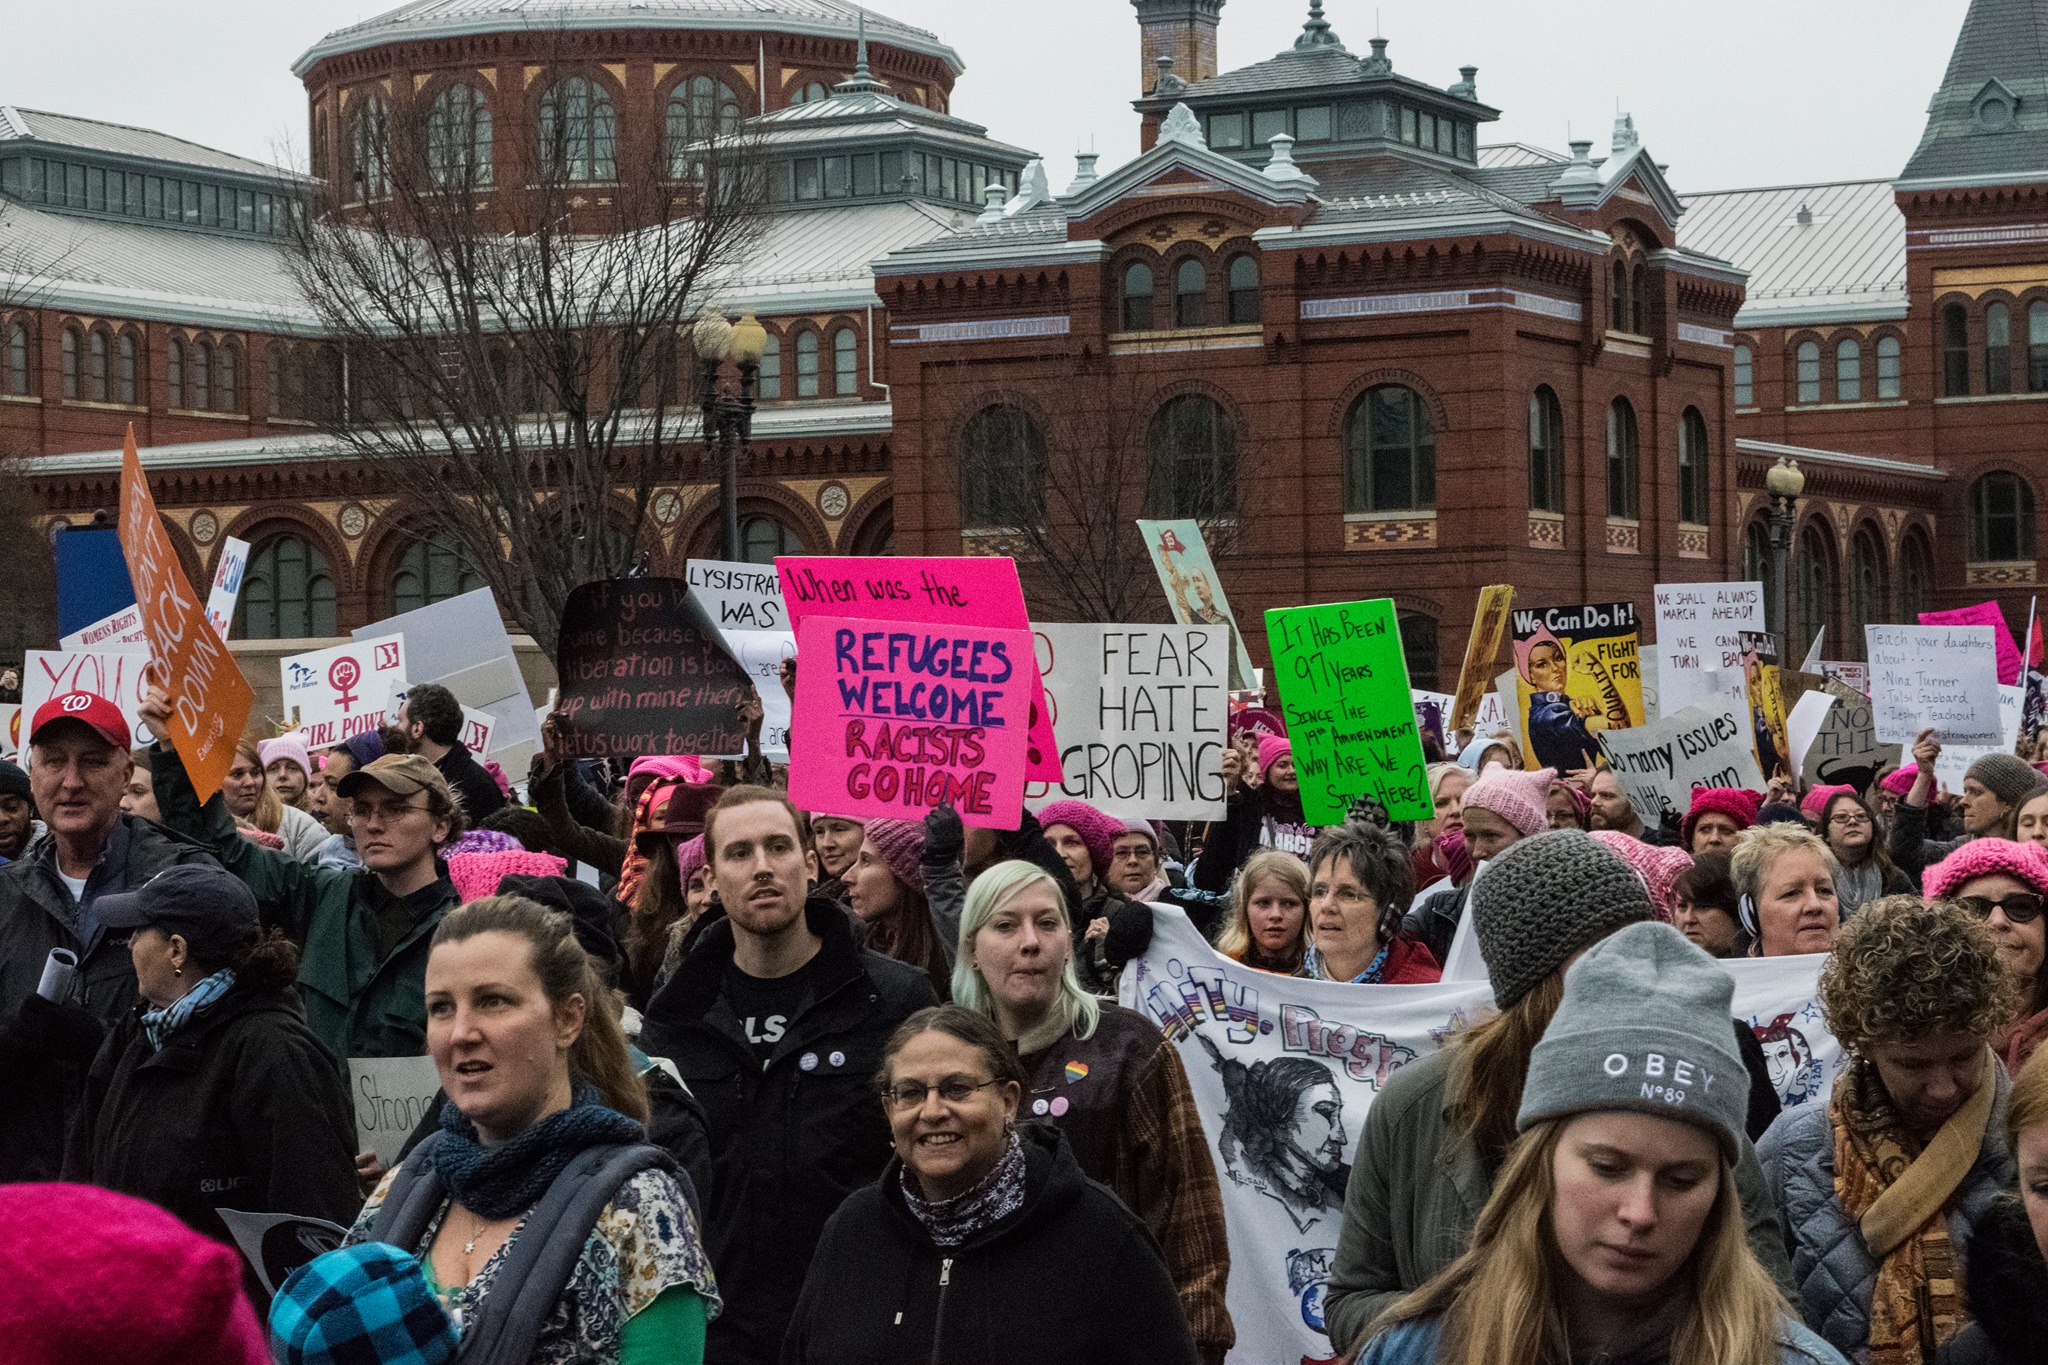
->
xmin=1 ymin=0 xmax=1973 ymax=193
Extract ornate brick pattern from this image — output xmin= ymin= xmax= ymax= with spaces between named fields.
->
xmin=1345 ymin=517 xmax=1437 ymax=550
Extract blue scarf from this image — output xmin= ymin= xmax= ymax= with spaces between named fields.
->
xmin=1301 ymin=942 xmax=1390 ymax=984
xmin=141 ymin=968 xmax=235 ymax=1050
xmin=430 ymin=1085 xmax=643 ymax=1219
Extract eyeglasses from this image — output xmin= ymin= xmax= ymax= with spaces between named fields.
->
xmin=1827 ymin=810 xmax=1871 ymax=829
xmin=880 ymin=1077 xmax=999 ymax=1110
xmin=1311 ymin=886 xmax=1376 ymax=909
xmin=1961 ymin=892 xmax=2045 ymax=925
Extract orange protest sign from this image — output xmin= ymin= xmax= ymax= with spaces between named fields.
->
xmin=117 ymin=425 xmax=251 ymax=800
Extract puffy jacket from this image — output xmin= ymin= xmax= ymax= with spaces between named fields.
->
xmin=641 ymin=898 xmax=938 ymax=1365
xmin=1400 ymin=884 xmax=1467 ymax=967
xmin=1356 ymin=1313 xmax=1847 ymax=1364
xmin=1759 ymin=1069 xmax=2014 ymax=1362
xmin=1938 ymin=1195 xmax=2048 ymax=1365
xmin=782 ymin=1123 xmax=1198 ymax=1365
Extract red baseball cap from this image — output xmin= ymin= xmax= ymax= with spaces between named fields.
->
xmin=29 ymin=692 xmax=132 ymax=751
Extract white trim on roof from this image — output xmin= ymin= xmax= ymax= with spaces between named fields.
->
xmin=1894 ymin=169 xmax=2048 ymax=193
xmin=1736 ymin=438 xmax=1946 ymax=481
xmin=873 ymin=237 xmax=1107 ymax=275
xmin=1732 ymin=298 xmax=1912 ymax=329
xmin=1255 ymin=211 xmax=1610 ymax=254
xmin=1647 ymin=247 xmax=1748 ymax=287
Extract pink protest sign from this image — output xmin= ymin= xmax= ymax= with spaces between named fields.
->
xmin=778 ymin=556 xmax=1062 ymax=782
xmin=1921 ymin=602 xmax=2022 ymax=685
xmin=790 ymin=615 xmax=1033 ymax=827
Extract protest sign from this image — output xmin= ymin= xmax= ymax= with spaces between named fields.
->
xmin=1935 ymin=684 xmax=2025 ymax=791
xmin=789 ymin=615 xmax=1034 ymax=827
xmin=778 ymin=555 xmax=1061 ymax=782
xmin=1508 ymin=602 xmax=1644 ymax=773
xmin=280 ymin=637 xmax=407 ymax=749
xmin=54 ymin=523 xmax=148 ymax=651
xmin=1411 ymin=689 xmax=1455 ymax=752
xmin=1120 ymin=907 xmax=1839 ymax=1365
xmin=217 ymin=1210 xmax=348 ymax=1298
xmin=1802 ymin=679 xmax=1903 ymax=793
xmin=1785 ymin=691 xmax=1835 ymax=777
xmin=554 ymin=577 xmax=751 ymax=761
xmin=1819 ymin=661 xmax=1870 ymax=694
xmin=350 ymin=1055 xmax=441 ymax=1166
xmin=0 ymin=705 xmax=18 ymax=756
xmin=1136 ymin=519 xmax=1257 ymax=691
xmin=355 ymin=588 xmax=541 ymax=766
xmin=685 ymin=559 xmax=795 ymax=760
xmin=1866 ymin=623 xmax=2004 ymax=745
xmin=1227 ymin=705 xmax=1286 ymax=744
xmin=202 ymin=537 xmax=250 ymax=640
xmin=118 ymin=429 xmax=251 ymax=800
xmin=1922 ymin=601 xmax=2022 ymax=685
xmin=22 ymin=649 xmax=155 ymax=747
xmin=1799 ymin=627 xmax=1825 ymax=675
xmin=1264 ymin=599 xmax=1430 ymax=824
xmin=1027 ymin=623 xmax=1229 ymax=820
xmin=1449 ymin=584 xmax=1513 ymax=731
xmin=1595 ymin=695 xmax=1767 ymax=831
xmin=1737 ymin=633 xmax=1793 ymax=781
xmin=1653 ymin=581 xmax=1764 ymax=717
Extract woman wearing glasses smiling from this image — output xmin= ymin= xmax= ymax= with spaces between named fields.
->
xmin=1927 ymin=839 xmax=2048 ymax=1073
xmin=783 ymin=1004 xmax=1198 ymax=1365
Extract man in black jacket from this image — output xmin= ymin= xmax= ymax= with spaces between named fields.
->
xmin=385 ymin=682 xmax=505 ymax=821
xmin=641 ymin=785 xmax=937 ymax=1365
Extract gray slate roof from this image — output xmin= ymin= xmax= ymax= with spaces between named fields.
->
xmin=1677 ymin=179 xmax=1906 ymax=325
xmin=1901 ymin=0 xmax=2048 ymax=183
xmin=0 ymin=107 xmax=293 ymax=181
xmin=1171 ymin=46 xmax=1373 ymax=99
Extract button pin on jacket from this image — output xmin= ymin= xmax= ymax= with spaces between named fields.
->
xmin=799 ymin=1052 xmax=818 ymax=1072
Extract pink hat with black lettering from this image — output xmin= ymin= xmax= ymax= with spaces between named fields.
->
xmin=29 ymin=692 xmax=130 ymax=751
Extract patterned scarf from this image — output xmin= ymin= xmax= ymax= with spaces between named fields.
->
xmin=1301 ymin=942 xmax=1390 ymax=983
xmin=431 ymin=1085 xmax=644 ymax=1220
xmin=899 ymin=1128 xmax=1026 ymax=1247
xmin=141 ymin=968 xmax=235 ymax=1051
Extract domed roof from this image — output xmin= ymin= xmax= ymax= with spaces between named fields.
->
xmin=292 ymin=0 xmax=964 ymax=77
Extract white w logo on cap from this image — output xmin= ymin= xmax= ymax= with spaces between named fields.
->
xmin=60 ymin=694 xmax=93 ymax=713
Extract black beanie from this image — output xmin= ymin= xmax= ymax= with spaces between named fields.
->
xmin=0 ymin=759 xmax=28 ymax=803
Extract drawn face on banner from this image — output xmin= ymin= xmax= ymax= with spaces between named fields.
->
xmin=1752 ymin=1012 xmax=1823 ymax=1107
xmin=1215 ymin=1054 xmax=1351 ymax=1235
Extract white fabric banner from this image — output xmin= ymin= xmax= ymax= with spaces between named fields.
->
xmin=1120 ymin=908 xmax=1838 ymax=1364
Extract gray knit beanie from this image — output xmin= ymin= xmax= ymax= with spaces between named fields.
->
xmin=1470 ymin=829 xmax=1652 ymax=1008
xmin=1517 ymin=921 xmax=1748 ymax=1160
xmin=1966 ymin=752 xmax=2044 ymax=810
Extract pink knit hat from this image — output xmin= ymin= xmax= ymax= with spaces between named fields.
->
xmin=1036 ymin=799 xmax=1125 ymax=875
xmin=258 ymin=733 xmax=312 ymax=783
xmin=449 ymin=849 xmax=569 ymax=903
xmin=0 ymin=1182 xmax=268 ymax=1365
xmin=675 ymin=833 xmax=707 ymax=888
xmin=1681 ymin=787 xmax=1762 ymax=846
xmin=1924 ymin=837 xmax=2048 ymax=901
xmin=630 ymin=754 xmax=714 ymax=786
xmin=1256 ymin=734 xmax=1293 ymax=778
xmin=1588 ymin=830 xmax=1694 ymax=923
xmin=1878 ymin=766 xmax=1918 ymax=797
xmin=1800 ymin=784 xmax=1857 ymax=823
xmin=861 ymin=818 xmax=926 ymax=892
xmin=1463 ymin=766 xmax=1558 ymax=838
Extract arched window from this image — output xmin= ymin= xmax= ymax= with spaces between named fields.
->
xmin=3 ymin=321 xmax=28 ymax=395
xmin=1796 ymin=525 xmax=1834 ymax=654
xmin=1678 ymin=407 xmax=1710 ymax=526
xmin=1850 ymin=528 xmax=1886 ymax=638
xmin=191 ymin=341 xmax=213 ymax=412
xmin=115 ymin=333 xmax=136 ymax=404
xmin=426 ymin=84 xmax=492 ymax=188
xmin=1399 ymin=611 xmax=1440 ymax=689
xmin=1527 ymin=386 xmax=1564 ymax=514
xmin=1988 ymin=301 xmax=2014 ymax=393
xmin=959 ymin=403 xmax=1048 ymax=529
xmin=758 ymin=334 xmax=782 ymax=400
xmin=1733 ymin=344 xmax=1754 ymax=407
xmin=86 ymin=330 xmax=107 ymax=402
xmin=314 ymin=109 xmax=329 ymax=180
xmin=831 ymin=326 xmax=858 ymax=397
xmin=1227 ymin=255 xmax=1259 ymax=325
xmin=391 ymin=530 xmax=484 ymax=614
xmin=1944 ymin=303 xmax=1971 ymax=396
xmin=1174 ymin=258 xmax=1207 ymax=328
xmin=167 ymin=338 xmax=184 ymax=407
xmin=1795 ymin=340 xmax=1821 ymax=404
xmin=1877 ymin=334 xmax=1903 ymax=399
xmin=666 ymin=75 xmax=742 ymax=176
xmin=1344 ymin=385 xmax=1436 ymax=513
xmin=1146 ymin=393 xmax=1236 ymax=519
xmin=1629 ymin=260 xmax=1648 ymax=334
xmin=2031 ymin=304 xmax=2048 ymax=392
xmin=1834 ymin=338 xmax=1861 ymax=402
xmin=271 ymin=344 xmax=300 ymax=419
xmin=1122 ymin=262 xmax=1156 ymax=332
xmin=1610 ymin=258 xmax=1631 ymax=333
xmin=794 ymin=331 xmax=820 ymax=398
xmin=349 ymin=93 xmax=391 ymax=198
xmin=790 ymin=81 xmax=830 ymax=105
xmin=739 ymin=514 xmax=803 ymax=565
xmin=1899 ymin=534 xmax=1932 ymax=619
xmin=539 ymin=76 xmax=617 ymax=183
xmin=217 ymin=342 xmax=240 ymax=413
xmin=60 ymin=325 xmax=79 ymax=400
xmin=1743 ymin=519 xmax=1778 ymax=637
xmin=1605 ymin=397 xmax=1639 ymax=520
xmin=235 ymin=535 xmax=338 ymax=639
xmin=1970 ymin=470 xmax=2037 ymax=562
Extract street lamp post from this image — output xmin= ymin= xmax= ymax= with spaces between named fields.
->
xmin=1766 ymin=456 xmax=1806 ymax=662
xmin=694 ymin=307 xmax=768 ymax=563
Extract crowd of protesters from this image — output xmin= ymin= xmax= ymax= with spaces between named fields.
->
xmin=13 ymin=643 xmax=2048 ymax=1365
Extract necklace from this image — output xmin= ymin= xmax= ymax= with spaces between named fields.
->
xmin=463 ymin=1208 xmax=490 ymax=1256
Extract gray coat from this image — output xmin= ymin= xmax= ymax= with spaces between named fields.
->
xmin=1323 ymin=1045 xmax=1796 ymax=1356
xmin=1757 ymin=1067 xmax=2014 ymax=1364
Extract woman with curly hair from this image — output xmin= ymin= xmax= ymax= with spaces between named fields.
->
xmin=1759 ymin=895 xmax=2023 ymax=1363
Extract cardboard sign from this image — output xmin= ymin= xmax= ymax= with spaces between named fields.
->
xmin=685 ymin=559 xmax=795 ymax=760
xmin=350 ymin=1055 xmax=441 ymax=1166
xmin=1866 ymin=623 xmax=2004 ymax=745
xmin=1595 ymin=695 xmax=1768 ymax=831
xmin=21 ymin=649 xmax=156 ymax=748
xmin=1801 ymin=679 xmax=1903 ymax=794
xmin=281 ymin=637 xmax=408 ymax=749
xmin=789 ymin=615 xmax=1034 ymax=827
xmin=1136 ymin=519 xmax=1257 ymax=691
xmin=59 ymin=606 xmax=148 ymax=652
xmin=1654 ymin=581 xmax=1765 ymax=717
xmin=117 ymin=430 xmax=252 ymax=800
xmin=1264 ymin=599 xmax=1431 ymax=824
xmin=1449 ymin=584 xmax=1515 ymax=731
xmin=554 ymin=577 xmax=752 ymax=761
xmin=777 ymin=555 xmax=1061 ymax=782
xmin=1921 ymin=601 xmax=2023 ymax=686
xmin=1508 ymin=602 xmax=1645 ymax=773
xmin=1027 ymin=623 xmax=1229 ymax=821
xmin=1740 ymin=635 xmax=1793 ymax=782
xmin=203 ymin=537 xmax=250 ymax=641
xmin=355 ymin=588 xmax=542 ymax=771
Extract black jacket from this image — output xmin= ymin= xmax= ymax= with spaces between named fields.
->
xmin=783 ymin=1123 xmax=1198 ymax=1365
xmin=63 ymin=985 xmax=360 ymax=1257
xmin=641 ymin=898 xmax=939 ymax=1365
xmin=435 ymin=742 xmax=507 ymax=823
xmin=1939 ymin=1196 xmax=2048 ymax=1365
xmin=0 ymin=816 xmax=216 ymax=1179
xmin=1401 ymin=883 xmax=1468 ymax=966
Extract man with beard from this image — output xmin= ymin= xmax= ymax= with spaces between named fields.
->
xmin=382 ymin=682 xmax=504 ymax=821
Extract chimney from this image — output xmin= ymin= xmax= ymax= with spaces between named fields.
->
xmin=1132 ymin=0 xmax=1226 ymax=95
xmin=1069 ymin=151 xmax=1101 ymax=193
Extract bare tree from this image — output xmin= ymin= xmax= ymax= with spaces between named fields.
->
xmin=0 ymin=203 xmax=79 ymax=667
xmin=280 ymin=47 xmax=767 ymax=653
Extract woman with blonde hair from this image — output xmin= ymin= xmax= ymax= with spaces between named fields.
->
xmin=1357 ymin=922 xmax=1843 ymax=1365
xmin=1215 ymin=848 xmax=1310 ymax=974
xmin=1730 ymin=824 xmax=1842 ymax=957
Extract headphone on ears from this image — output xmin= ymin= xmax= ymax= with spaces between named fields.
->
xmin=1738 ymin=894 xmax=1759 ymax=939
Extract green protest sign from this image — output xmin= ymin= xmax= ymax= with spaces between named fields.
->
xmin=1265 ymin=598 xmax=1431 ymax=824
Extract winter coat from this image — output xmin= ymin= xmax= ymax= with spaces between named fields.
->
xmin=1076 ymin=881 xmax=1153 ymax=993
xmin=1301 ymin=935 xmax=1441 ymax=984
xmin=434 ymin=742 xmax=507 ymax=823
xmin=1887 ymin=798 xmax=1969 ymax=888
xmin=641 ymin=897 xmax=939 ymax=1365
xmin=1938 ymin=1196 xmax=2048 ymax=1365
xmin=153 ymin=743 xmax=460 ymax=1061
xmin=1356 ymin=1313 xmax=1847 ymax=1365
xmin=1192 ymin=787 xmax=1313 ymax=893
xmin=1400 ymin=884 xmax=1468 ymax=967
xmin=1322 ymin=1046 xmax=1796 ymax=1355
xmin=1758 ymin=1069 xmax=2015 ymax=1363
xmin=782 ymin=1123 xmax=1198 ymax=1365
xmin=0 ymin=814 xmax=215 ymax=1179
xmin=63 ymin=984 xmax=360 ymax=1262
xmin=530 ymin=760 xmax=629 ymax=879
xmin=273 ymin=802 xmax=333 ymax=862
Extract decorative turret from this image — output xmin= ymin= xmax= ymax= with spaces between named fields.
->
xmin=1900 ymin=0 xmax=2048 ymax=184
